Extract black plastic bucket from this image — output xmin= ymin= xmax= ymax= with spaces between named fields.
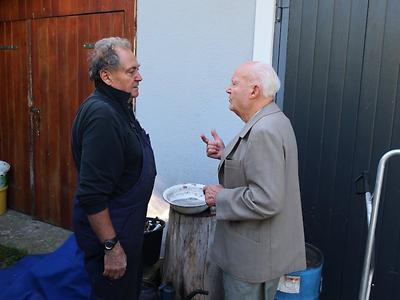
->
xmin=142 ymin=217 xmax=166 ymax=267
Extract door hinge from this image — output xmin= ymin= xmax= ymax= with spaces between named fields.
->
xmin=0 ymin=45 xmax=18 ymax=50
xmin=82 ymin=43 xmax=95 ymax=49
xmin=276 ymin=0 xmax=290 ymax=23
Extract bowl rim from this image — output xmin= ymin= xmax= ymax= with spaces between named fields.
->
xmin=163 ymin=183 xmax=206 ymax=208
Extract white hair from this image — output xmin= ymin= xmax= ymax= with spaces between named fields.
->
xmin=251 ymin=62 xmax=281 ymax=97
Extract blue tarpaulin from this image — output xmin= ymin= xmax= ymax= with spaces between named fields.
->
xmin=0 ymin=235 xmax=91 ymax=300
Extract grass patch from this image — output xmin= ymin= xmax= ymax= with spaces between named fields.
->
xmin=0 ymin=244 xmax=27 ymax=268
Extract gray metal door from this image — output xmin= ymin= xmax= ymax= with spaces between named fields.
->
xmin=282 ymin=0 xmax=400 ymax=299
xmin=273 ymin=0 xmax=290 ymax=109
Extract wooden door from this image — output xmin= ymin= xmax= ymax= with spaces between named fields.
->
xmin=31 ymin=12 xmax=124 ymax=227
xmin=0 ymin=20 xmax=31 ymax=212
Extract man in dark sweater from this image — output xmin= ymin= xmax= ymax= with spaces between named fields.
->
xmin=71 ymin=37 xmax=156 ymax=300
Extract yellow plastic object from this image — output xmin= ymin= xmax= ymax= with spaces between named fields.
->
xmin=0 ymin=160 xmax=10 ymax=188
xmin=0 ymin=185 xmax=7 ymax=215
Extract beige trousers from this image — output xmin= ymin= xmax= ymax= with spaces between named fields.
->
xmin=223 ymin=272 xmax=280 ymax=300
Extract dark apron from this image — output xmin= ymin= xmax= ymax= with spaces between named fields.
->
xmin=73 ymin=121 xmax=156 ymax=300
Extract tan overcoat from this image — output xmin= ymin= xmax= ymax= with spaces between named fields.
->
xmin=211 ymin=102 xmax=306 ymax=283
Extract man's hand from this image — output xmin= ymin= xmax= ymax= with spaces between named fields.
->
xmin=201 ymin=129 xmax=225 ymax=160
xmin=203 ymin=184 xmax=224 ymax=206
xmin=103 ymin=242 xmax=127 ymax=280
xmin=87 ymin=209 xmax=126 ymax=280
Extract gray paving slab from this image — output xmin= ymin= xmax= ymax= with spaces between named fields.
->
xmin=0 ymin=209 xmax=72 ymax=254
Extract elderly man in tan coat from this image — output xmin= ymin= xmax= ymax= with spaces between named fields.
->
xmin=201 ymin=61 xmax=306 ymax=300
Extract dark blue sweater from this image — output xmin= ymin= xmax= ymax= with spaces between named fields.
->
xmin=71 ymin=81 xmax=143 ymax=214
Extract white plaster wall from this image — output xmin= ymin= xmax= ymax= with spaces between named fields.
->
xmin=136 ymin=1 xmax=256 ymax=208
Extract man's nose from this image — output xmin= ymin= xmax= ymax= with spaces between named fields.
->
xmin=136 ymin=72 xmax=143 ymax=81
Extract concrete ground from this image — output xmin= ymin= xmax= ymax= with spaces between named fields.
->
xmin=0 ymin=209 xmax=72 ymax=254
xmin=0 ymin=194 xmax=170 ymax=254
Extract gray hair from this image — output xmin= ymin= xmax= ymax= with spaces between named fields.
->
xmin=88 ymin=37 xmax=132 ymax=82
xmin=251 ymin=62 xmax=281 ymax=97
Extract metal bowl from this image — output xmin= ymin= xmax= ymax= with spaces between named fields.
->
xmin=162 ymin=183 xmax=209 ymax=215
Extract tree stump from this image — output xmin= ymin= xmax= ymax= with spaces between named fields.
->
xmin=162 ymin=208 xmax=223 ymax=300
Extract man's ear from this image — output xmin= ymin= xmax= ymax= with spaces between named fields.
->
xmin=99 ymin=69 xmax=112 ymax=86
xmin=250 ymin=84 xmax=260 ymax=99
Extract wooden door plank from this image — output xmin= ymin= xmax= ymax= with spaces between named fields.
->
xmin=32 ymin=18 xmax=49 ymax=220
xmin=0 ymin=0 xmax=135 ymax=21
xmin=46 ymin=19 xmax=61 ymax=224
xmin=58 ymin=16 xmax=78 ymax=227
xmin=12 ymin=21 xmax=31 ymax=212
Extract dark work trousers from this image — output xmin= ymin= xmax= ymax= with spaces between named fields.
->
xmin=73 ymin=123 xmax=156 ymax=300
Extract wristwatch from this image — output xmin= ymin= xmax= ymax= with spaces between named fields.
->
xmin=104 ymin=236 xmax=118 ymax=251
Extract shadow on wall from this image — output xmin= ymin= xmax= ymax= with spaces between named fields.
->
xmin=146 ymin=193 xmax=170 ymax=259
xmin=147 ymin=193 xmax=170 ymax=222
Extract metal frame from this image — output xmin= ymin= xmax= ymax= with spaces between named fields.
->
xmin=272 ymin=0 xmax=290 ymax=109
xmin=359 ymin=149 xmax=400 ymax=300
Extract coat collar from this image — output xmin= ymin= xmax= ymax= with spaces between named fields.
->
xmin=94 ymin=80 xmax=137 ymax=124
xmin=219 ymin=102 xmax=281 ymax=167
xmin=95 ymin=79 xmax=132 ymax=105
xmin=238 ymin=101 xmax=281 ymax=139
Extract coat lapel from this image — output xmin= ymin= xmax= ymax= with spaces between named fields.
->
xmin=218 ymin=102 xmax=281 ymax=172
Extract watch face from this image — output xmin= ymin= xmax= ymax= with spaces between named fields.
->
xmin=105 ymin=241 xmax=114 ymax=250
xmin=104 ymin=238 xmax=117 ymax=250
